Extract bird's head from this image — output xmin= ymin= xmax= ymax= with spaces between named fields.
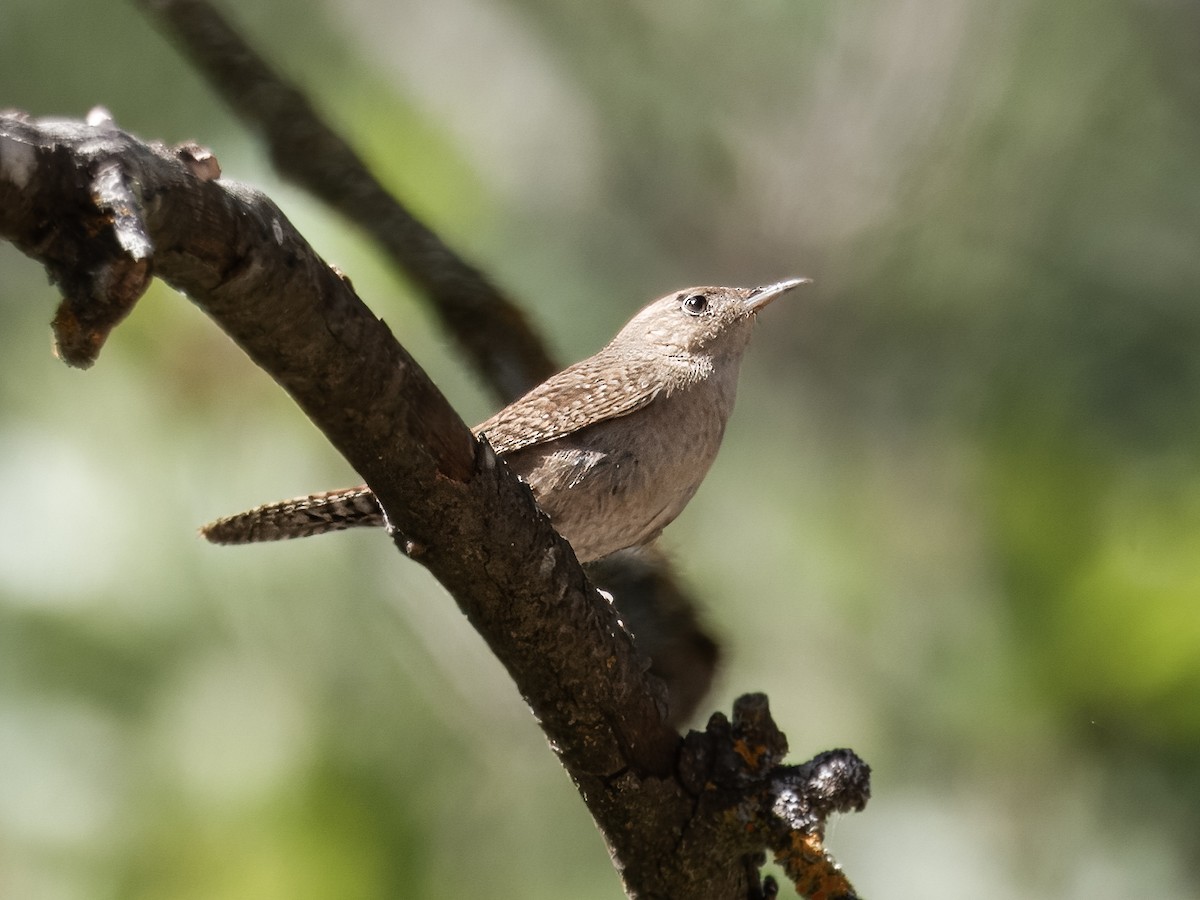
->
xmin=614 ymin=277 xmax=809 ymax=360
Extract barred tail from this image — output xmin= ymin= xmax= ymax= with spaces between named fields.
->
xmin=200 ymin=485 xmax=384 ymax=545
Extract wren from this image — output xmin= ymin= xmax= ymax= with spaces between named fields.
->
xmin=201 ymin=278 xmax=807 ymax=562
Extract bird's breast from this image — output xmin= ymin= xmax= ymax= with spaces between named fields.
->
xmin=505 ymin=377 xmax=738 ymax=562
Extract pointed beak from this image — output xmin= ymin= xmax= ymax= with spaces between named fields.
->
xmin=744 ymin=277 xmax=811 ymax=313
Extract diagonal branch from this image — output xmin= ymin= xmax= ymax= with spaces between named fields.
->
xmin=0 ymin=113 xmax=868 ymax=899
xmin=1 ymin=112 xmax=675 ymax=773
xmin=136 ymin=0 xmax=556 ymax=402
xmin=134 ymin=0 xmax=720 ymax=725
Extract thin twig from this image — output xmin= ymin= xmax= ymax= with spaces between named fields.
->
xmin=133 ymin=0 xmax=721 ymax=722
xmin=1 ymin=113 xmax=868 ymax=899
xmin=136 ymin=0 xmax=557 ymax=401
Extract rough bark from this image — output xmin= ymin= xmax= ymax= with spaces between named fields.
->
xmin=1 ymin=112 xmax=867 ymax=899
xmin=135 ymin=0 xmax=720 ymax=724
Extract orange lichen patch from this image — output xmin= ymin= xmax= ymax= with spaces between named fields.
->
xmin=775 ymin=830 xmax=857 ymax=900
xmin=51 ymin=257 xmax=148 ymax=368
xmin=733 ymin=737 xmax=768 ymax=771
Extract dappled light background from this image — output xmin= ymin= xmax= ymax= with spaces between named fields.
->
xmin=3 ymin=1 xmax=1199 ymax=897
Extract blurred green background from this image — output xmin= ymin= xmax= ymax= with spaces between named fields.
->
xmin=3 ymin=1 xmax=1200 ymax=897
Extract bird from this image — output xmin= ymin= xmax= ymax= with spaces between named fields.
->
xmin=201 ymin=278 xmax=807 ymax=562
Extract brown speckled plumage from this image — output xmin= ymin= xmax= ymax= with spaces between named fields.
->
xmin=200 ymin=279 xmax=806 ymax=561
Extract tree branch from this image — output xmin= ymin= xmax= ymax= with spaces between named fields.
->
xmin=0 ymin=113 xmax=867 ymax=899
xmin=136 ymin=0 xmax=555 ymax=401
xmin=134 ymin=0 xmax=721 ymax=725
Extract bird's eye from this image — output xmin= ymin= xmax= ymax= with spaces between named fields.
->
xmin=681 ymin=294 xmax=708 ymax=316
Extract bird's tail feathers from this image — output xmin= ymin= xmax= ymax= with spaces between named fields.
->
xmin=200 ymin=485 xmax=383 ymax=544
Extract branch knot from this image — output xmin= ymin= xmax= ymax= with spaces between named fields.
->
xmin=679 ymin=694 xmax=870 ymax=899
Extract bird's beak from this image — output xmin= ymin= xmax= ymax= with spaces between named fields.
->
xmin=744 ymin=277 xmax=810 ymax=313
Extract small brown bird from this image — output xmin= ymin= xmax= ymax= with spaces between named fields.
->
xmin=201 ymin=278 xmax=807 ymax=561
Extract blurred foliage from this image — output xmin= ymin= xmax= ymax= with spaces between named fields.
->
xmin=3 ymin=0 xmax=1200 ymax=898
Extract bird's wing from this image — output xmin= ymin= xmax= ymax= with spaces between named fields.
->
xmin=474 ymin=352 xmax=660 ymax=455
